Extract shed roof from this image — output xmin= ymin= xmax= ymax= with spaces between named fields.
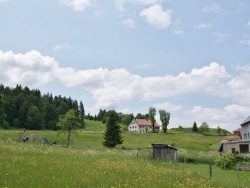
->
xmin=151 ymin=144 xmax=177 ymax=150
xmin=241 ymin=115 xmax=250 ymax=126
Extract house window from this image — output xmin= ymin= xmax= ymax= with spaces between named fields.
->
xmin=231 ymin=148 xmax=235 ymax=153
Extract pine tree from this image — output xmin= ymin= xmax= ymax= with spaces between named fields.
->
xmin=192 ymin=122 xmax=198 ymax=132
xmin=103 ymin=110 xmax=123 ymax=148
xmin=0 ymin=94 xmax=7 ymax=126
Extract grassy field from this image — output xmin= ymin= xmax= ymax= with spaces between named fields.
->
xmin=1 ymin=120 xmax=249 ymax=188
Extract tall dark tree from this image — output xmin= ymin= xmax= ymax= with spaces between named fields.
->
xmin=79 ymin=101 xmax=85 ymax=128
xmin=149 ymin=107 xmax=156 ymax=133
xmin=159 ymin=109 xmax=170 ymax=133
xmin=0 ymin=94 xmax=7 ymax=126
xmin=192 ymin=122 xmax=198 ymax=132
xmin=103 ymin=110 xmax=123 ymax=148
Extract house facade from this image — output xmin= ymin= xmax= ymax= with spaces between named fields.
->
xmin=128 ymin=118 xmax=160 ymax=133
xmin=219 ymin=115 xmax=250 ymax=153
xmin=241 ymin=115 xmax=250 ymax=141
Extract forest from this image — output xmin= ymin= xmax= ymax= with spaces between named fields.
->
xmin=0 ymin=84 xmax=84 ymax=130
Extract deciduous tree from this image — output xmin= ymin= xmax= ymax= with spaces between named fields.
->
xmin=159 ymin=110 xmax=170 ymax=133
xmin=149 ymin=107 xmax=156 ymax=133
xmin=56 ymin=109 xmax=80 ymax=147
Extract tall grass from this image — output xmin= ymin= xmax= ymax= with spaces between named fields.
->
xmin=1 ymin=142 xmax=225 ymax=188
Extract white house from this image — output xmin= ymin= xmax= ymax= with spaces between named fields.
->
xmin=219 ymin=115 xmax=250 ymax=153
xmin=128 ymin=118 xmax=160 ymax=133
xmin=241 ymin=115 xmax=250 ymax=141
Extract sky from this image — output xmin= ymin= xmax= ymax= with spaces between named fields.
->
xmin=0 ymin=0 xmax=250 ymax=131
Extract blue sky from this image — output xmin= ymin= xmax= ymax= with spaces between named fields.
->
xmin=0 ymin=0 xmax=250 ymax=131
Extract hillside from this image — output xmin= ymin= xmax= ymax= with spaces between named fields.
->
xmin=0 ymin=119 xmax=232 ymax=152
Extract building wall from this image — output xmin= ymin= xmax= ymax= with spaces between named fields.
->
xmin=242 ymin=122 xmax=250 ymax=141
xmin=222 ymin=141 xmax=250 ymax=153
xmin=128 ymin=122 xmax=139 ymax=133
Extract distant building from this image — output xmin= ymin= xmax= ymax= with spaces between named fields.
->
xmin=219 ymin=115 xmax=250 ymax=153
xmin=128 ymin=118 xmax=160 ymax=133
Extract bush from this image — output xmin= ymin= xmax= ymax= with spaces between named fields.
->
xmin=214 ymin=152 xmax=236 ymax=169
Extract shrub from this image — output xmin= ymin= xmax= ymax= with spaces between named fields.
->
xmin=214 ymin=152 xmax=236 ymax=169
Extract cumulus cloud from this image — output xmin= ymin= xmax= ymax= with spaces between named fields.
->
xmin=1 ymin=50 xmax=250 ymax=111
xmin=140 ymin=4 xmax=172 ymax=29
xmin=61 ymin=0 xmax=92 ymax=12
xmin=183 ymin=105 xmax=250 ymax=130
xmin=0 ymin=50 xmax=58 ymax=87
xmin=1 ymin=50 xmax=250 ymax=129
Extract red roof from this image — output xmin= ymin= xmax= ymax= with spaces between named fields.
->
xmin=233 ymin=127 xmax=241 ymax=132
xmin=135 ymin=119 xmax=160 ymax=128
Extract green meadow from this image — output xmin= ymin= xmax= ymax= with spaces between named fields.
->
xmin=1 ymin=120 xmax=250 ymax=188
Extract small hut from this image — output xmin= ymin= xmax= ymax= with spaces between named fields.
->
xmin=152 ymin=144 xmax=177 ymax=162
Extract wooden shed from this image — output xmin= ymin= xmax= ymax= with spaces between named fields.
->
xmin=152 ymin=144 xmax=177 ymax=162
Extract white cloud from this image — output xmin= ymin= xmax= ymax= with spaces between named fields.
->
xmin=61 ymin=0 xmax=93 ymax=12
xmin=213 ymin=32 xmax=229 ymax=43
xmin=1 ymin=50 xmax=250 ymax=130
xmin=195 ymin=23 xmax=213 ymax=30
xmin=239 ymin=39 xmax=250 ymax=45
xmin=140 ymin=4 xmax=172 ymax=29
xmin=123 ymin=18 xmax=136 ymax=28
xmin=247 ymin=21 xmax=250 ymax=27
xmin=173 ymin=29 xmax=184 ymax=35
xmin=203 ymin=3 xmax=220 ymax=13
xmin=53 ymin=43 xmax=70 ymax=51
xmin=183 ymin=104 xmax=250 ymax=130
xmin=154 ymin=102 xmax=183 ymax=111
xmin=0 ymin=50 xmax=58 ymax=87
xmin=114 ymin=0 xmax=163 ymax=12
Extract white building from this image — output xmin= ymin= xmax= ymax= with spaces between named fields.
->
xmin=241 ymin=115 xmax=250 ymax=141
xmin=128 ymin=118 xmax=160 ymax=133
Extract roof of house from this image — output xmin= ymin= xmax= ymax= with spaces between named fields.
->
xmin=135 ymin=119 xmax=160 ymax=128
xmin=241 ymin=115 xmax=250 ymax=126
xmin=233 ymin=127 xmax=241 ymax=132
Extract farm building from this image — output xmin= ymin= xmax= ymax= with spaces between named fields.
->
xmin=219 ymin=115 xmax=250 ymax=153
xmin=152 ymin=144 xmax=177 ymax=162
xmin=128 ymin=118 xmax=160 ymax=133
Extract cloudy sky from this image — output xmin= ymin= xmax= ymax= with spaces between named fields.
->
xmin=0 ymin=0 xmax=250 ymax=131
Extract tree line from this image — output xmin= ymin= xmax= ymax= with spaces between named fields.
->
xmin=0 ymin=84 xmax=85 ymax=130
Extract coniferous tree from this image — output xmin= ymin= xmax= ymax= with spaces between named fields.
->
xmin=0 ymin=94 xmax=7 ymax=126
xmin=103 ymin=110 xmax=123 ymax=148
xmin=79 ymin=101 xmax=85 ymax=128
xmin=192 ymin=122 xmax=198 ymax=132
